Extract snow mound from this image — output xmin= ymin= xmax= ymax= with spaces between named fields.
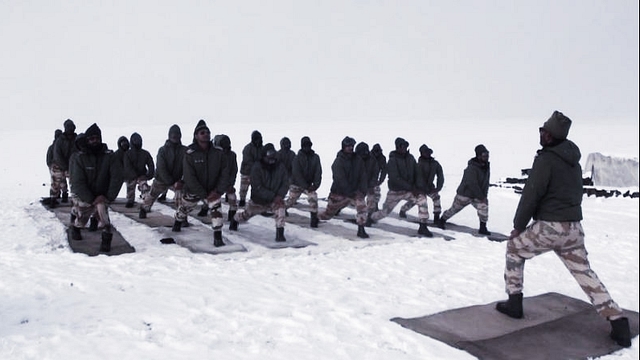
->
xmin=584 ymin=153 xmax=639 ymax=188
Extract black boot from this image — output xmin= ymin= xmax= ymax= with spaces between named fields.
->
xmin=610 ymin=317 xmax=632 ymax=347
xmin=433 ymin=212 xmax=440 ymax=222
xmin=70 ymin=213 xmax=77 ymax=225
xmin=61 ymin=191 xmax=68 ymax=203
xmin=418 ymin=223 xmax=433 ymax=237
xmin=89 ymin=217 xmax=98 ymax=232
xmin=125 ymin=200 xmax=134 ymax=208
xmin=275 ymin=227 xmax=286 ymax=242
xmin=213 ymin=231 xmax=225 ymax=247
xmin=227 ymin=210 xmax=236 ymax=222
xmin=100 ymin=231 xmax=113 ymax=252
xmin=399 ymin=209 xmax=407 ymax=218
xmin=365 ymin=213 xmax=374 ymax=227
xmin=238 ymin=199 xmax=246 ymax=207
xmin=357 ymin=225 xmax=369 ymax=239
xmin=437 ymin=215 xmax=447 ymax=230
xmin=157 ymin=192 xmax=167 ymax=202
xmin=139 ymin=207 xmax=147 ymax=219
xmin=182 ymin=219 xmax=190 ymax=228
xmin=495 ymin=293 xmax=524 ymax=319
xmin=70 ymin=225 xmax=82 ymax=240
xmin=310 ymin=212 xmax=319 ymax=228
xmin=172 ymin=220 xmax=182 ymax=232
xmin=479 ymin=221 xmax=491 ymax=235
xmin=229 ymin=213 xmax=239 ymax=231
xmin=197 ymin=205 xmax=208 ymax=217
xmin=49 ymin=196 xmax=58 ymax=209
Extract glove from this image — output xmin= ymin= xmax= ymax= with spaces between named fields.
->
xmin=93 ymin=195 xmax=107 ymax=205
xmin=273 ymin=196 xmax=285 ymax=206
xmin=174 ymin=181 xmax=184 ymax=190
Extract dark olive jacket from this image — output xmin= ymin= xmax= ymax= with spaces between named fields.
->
xmin=329 ymin=151 xmax=367 ymax=197
xmin=455 ymin=158 xmax=490 ymax=199
xmin=155 ymin=140 xmax=187 ymax=185
xmin=387 ymin=150 xmax=418 ymax=192
xmin=416 ymin=156 xmax=444 ymax=194
xmin=123 ymin=148 xmax=155 ymax=181
xmin=70 ymin=144 xmax=123 ymax=203
xmin=513 ymin=139 xmax=583 ymax=231
xmin=240 ymin=142 xmax=262 ymax=175
xmin=291 ymin=149 xmax=322 ymax=190
xmin=250 ymin=160 xmax=289 ymax=205
xmin=53 ymin=133 xmax=77 ymax=171
xmin=183 ymin=142 xmax=229 ymax=199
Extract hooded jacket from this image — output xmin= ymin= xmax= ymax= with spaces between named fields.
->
xmin=250 ymin=157 xmax=289 ymax=206
xmin=240 ymin=135 xmax=263 ymax=175
xmin=416 ymin=156 xmax=444 ymax=194
xmin=183 ymin=142 xmax=229 ymax=199
xmin=123 ymin=139 xmax=155 ymax=181
xmin=386 ymin=150 xmax=419 ymax=192
xmin=70 ymin=144 xmax=123 ymax=203
xmin=329 ymin=150 xmax=367 ymax=197
xmin=290 ymin=148 xmax=322 ymax=190
xmin=155 ymin=139 xmax=187 ymax=185
xmin=52 ymin=132 xmax=77 ymax=171
xmin=455 ymin=157 xmax=490 ymax=199
xmin=513 ymin=139 xmax=583 ymax=231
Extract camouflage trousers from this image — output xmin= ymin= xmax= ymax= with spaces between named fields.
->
xmin=126 ymin=179 xmax=151 ymax=202
xmin=175 ymin=193 xmax=224 ymax=231
xmin=234 ymin=200 xmax=286 ymax=228
xmin=442 ymin=194 xmax=488 ymax=223
xmin=49 ymin=164 xmax=69 ymax=198
xmin=504 ymin=220 xmax=623 ymax=319
xmin=238 ymin=174 xmax=251 ymax=202
xmin=318 ymin=193 xmax=368 ymax=226
xmin=365 ymin=185 xmax=382 ymax=213
xmin=72 ymin=199 xmax=111 ymax=231
xmin=371 ymin=190 xmax=429 ymax=222
xmin=399 ymin=191 xmax=441 ymax=215
xmin=284 ymin=184 xmax=318 ymax=213
xmin=141 ymin=180 xmax=182 ymax=212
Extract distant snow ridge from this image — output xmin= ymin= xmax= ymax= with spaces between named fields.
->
xmin=583 ymin=153 xmax=639 ymax=188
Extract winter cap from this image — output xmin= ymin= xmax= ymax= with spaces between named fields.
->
xmin=194 ymin=119 xmax=209 ymax=135
xmin=419 ymin=144 xmax=433 ymax=156
xmin=54 ymin=129 xmax=63 ymax=139
xmin=301 ymin=136 xmax=313 ymax=148
xmin=341 ymin=136 xmax=356 ymax=148
xmin=75 ymin=133 xmax=87 ymax=151
xmin=85 ymin=123 xmax=101 ymax=140
xmin=117 ymin=136 xmax=129 ymax=150
xmin=371 ymin=143 xmax=382 ymax=153
xmin=395 ymin=137 xmax=409 ymax=149
xmin=541 ymin=110 xmax=572 ymax=140
xmin=475 ymin=144 xmax=489 ymax=156
xmin=168 ymin=124 xmax=181 ymax=137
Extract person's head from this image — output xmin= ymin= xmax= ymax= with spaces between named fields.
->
xmin=395 ymin=137 xmax=409 ymax=154
xmin=539 ymin=110 xmax=572 ymax=146
xmin=193 ymin=119 xmax=211 ymax=144
xmin=217 ymin=134 xmax=231 ymax=151
xmin=280 ymin=137 xmax=291 ymax=151
xmin=63 ymin=119 xmax=76 ymax=134
xmin=419 ymin=144 xmax=433 ymax=158
xmin=117 ymin=136 xmax=130 ymax=152
xmin=355 ymin=142 xmax=370 ymax=158
xmin=130 ymin=132 xmax=143 ymax=150
xmin=341 ymin=136 xmax=356 ymax=154
xmin=168 ymin=124 xmax=182 ymax=144
xmin=54 ymin=129 xmax=62 ymax=141
xmin=371 ymin=143 xmax=382 ymax=157
xmin=301 ymin=136 xmax=313 ymax=153
xmin=251 ymin=130 xmax=263 ymax=147
xmin=261 ymin=143 xmax=277 ymax=166
xmin=475 ymin=144 xmax=489 ymax=163
xmin=75 ymin=133 xmax=87 ymax=152
xmin=85 ymin=123 xmax=102 ymax=152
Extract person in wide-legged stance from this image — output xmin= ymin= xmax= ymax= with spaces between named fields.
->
xmin=284 ymin=136 xmax=322 ymax=228
xmin=437 ymin=144 xmax=491 ymax=235
xmin=495 ymin=111 xmax=631 ymax=348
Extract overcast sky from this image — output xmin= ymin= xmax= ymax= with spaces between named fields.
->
xmin=1 ymin=0 xmax=638 ymax=129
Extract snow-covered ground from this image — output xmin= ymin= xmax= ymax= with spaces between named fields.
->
xmin=0 ymin=119 xmax=637 ymax=359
